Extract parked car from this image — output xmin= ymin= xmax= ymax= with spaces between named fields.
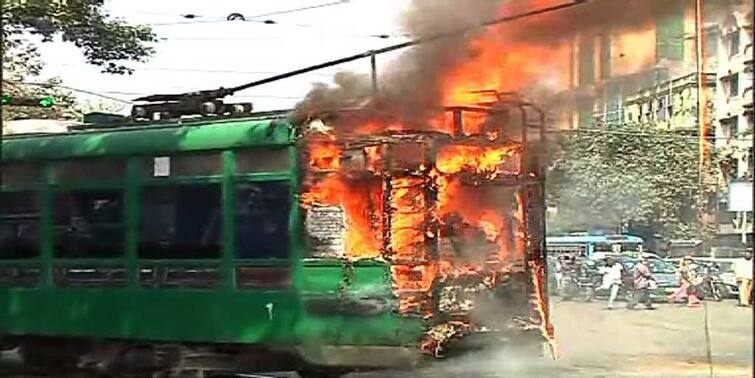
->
xmin=689 ymin=260 xmax=739 ymax=300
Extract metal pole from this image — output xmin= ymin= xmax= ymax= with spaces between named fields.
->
xmin=370 ymin=52 xmax=378 ymax=96
xmin=695 ymin=0 xmax=708 ymax=173
xmin=695 ymin=0 xmax=712 ymax=251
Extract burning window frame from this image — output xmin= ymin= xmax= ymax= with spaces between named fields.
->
xmin=298 ymin=94 xmax=553 ymax=358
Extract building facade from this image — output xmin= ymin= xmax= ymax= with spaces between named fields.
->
xmin=712 ymin=5 xmax=753 ymax=250
xmin=554 ymin=0 xmax=753 ymax=250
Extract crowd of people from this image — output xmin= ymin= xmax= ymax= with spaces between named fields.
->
xmin=549 ymin=251 xmax=754 ymax=310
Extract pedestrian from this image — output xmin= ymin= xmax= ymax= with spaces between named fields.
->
xmin=599 ymin=257 xmax=623 ymax=309
xmin=558 ymin=254 xmax=577 ymax=300
xmin=627 ymin=256 xmax=656 ymax=310
xmin=732 ymin=251 xmax=753 ymax=307
xmin=668 ymin=256 xmax=701 ymax=307
xmin=668 ymin=257 xmax=691 ymax=303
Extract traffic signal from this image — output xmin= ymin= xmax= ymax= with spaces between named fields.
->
xmin=39 ymin=96 xmax=54 ymax=108
xmin=0 ymin=94 xmax=55 ymax=107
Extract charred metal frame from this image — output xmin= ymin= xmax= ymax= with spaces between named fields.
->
xmin=299 ymin=93 xmax=550 ymax=352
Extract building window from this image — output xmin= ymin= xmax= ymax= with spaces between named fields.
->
xmin=729 ymin=74 xmax=739 ymax=97
xmin=138 ymin=184 xmax=222 ymax=259
xmin=720 ymin=117 xmax=737 ymax=140
xmin=705 ymin=29 xmax=719 ymax=57
xmin=235 ymin=182 xmax=291 ymax=259
xmin=578 ymin=36 xmax=595 ymax=87
xmin=0 ymin=191 xmax=40 ymax=259
xmin=727 ymin=31 xmax=740 ymax=56
xmin=53 ymin=190 xmax=125 ymax=258
xmin=642 ymin=102 xmax=651 ymax=122
xmin=655 ymin=1 xmax=684 ymax=61
xmin=656 ymin=97 xmax=668 ymax=121
xmin=600 ymin=34 xmax=611 ymax=80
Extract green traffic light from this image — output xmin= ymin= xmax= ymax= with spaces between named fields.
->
xmin=39 ymin=96 xmax=54 ymax=108
xmin=1 ymin=94 xmax=10 ymax=105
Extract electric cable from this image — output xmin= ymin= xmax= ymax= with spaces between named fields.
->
xmin=3 ymin=81 xmax=133 ymax=104
xmin=147 ymin=0 xmax=352 ymax=27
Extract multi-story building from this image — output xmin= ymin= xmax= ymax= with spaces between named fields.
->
xmin=553 ymin=1 xmax=753 ymax=250
xmin=712 ymin=5 xmax=753 ymax=249
xmin=552 ymin=1 xmax=722 ymax=129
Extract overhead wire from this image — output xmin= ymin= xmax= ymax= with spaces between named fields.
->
xmin=4 ymin=79 xmax=751 ymax=142
xmin=102 ymin=90 xmax=302 ymax=100
xmin=3 ymin=81 xmax=134 ymax=104
xmin=4 ymin=81 xmax=304 ymax=101
xmin=146 ymin=0 xmax=352 ymax=27
xmin=159 ymin=32 xmax=409 ymax=41
xmin=53 ymin=64 xmax=339 ymax=77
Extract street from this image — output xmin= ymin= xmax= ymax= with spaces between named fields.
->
xmin=1 ymin=301 xmax=751 ymax=377
xmin=352 ymin=301 xmax=753 ymax=378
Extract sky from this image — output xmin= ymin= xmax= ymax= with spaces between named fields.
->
xmin=37 ymin=0 xmax=413 ymax=113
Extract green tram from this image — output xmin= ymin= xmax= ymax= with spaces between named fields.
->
xmin=0 ymin=108 xmax=550 ymax=377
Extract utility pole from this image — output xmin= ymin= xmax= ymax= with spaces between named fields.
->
xmin=695 ymin=0 xmax=715 ymax=252
xmin=695 ymin=0 xmax=709 ymax=171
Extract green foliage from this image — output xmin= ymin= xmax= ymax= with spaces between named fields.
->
xmin=547 ymin=123 xmax=711 ymax=239
xmin=0 ymin=94 xmax=54 ymax=106
xmin=1 ymin=0 xmax=156 ymax=122
xmin=1 ymin=79 xmax=77 ymax=122
xmin=1 ymin=0 xmax=157 ymax=74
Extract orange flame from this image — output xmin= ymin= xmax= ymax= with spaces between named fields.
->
xmin=436 ymin=144 xmax=518 ymax=177
xmin=298 ymin=0 xmax=560 ymax=350
xmin=309 ymin=142 xmax=341 ymax=171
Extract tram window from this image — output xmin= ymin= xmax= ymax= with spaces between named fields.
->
xmin=53 ymin=190 xmax=124 ymax=258
xmin=235 ymin=182 xmax=291 ymax=259
xmin=139 ymin=184 xmax=222 ymax=259
xmin=0 ymin=191 xmax=40 ymax=259
xmin=235 ymin=149 xmax=290 ymax=173
xmin=1 ymin=163 xmax=41 ymax=187
xmin=54 ymin=159 xmax=125 ymax=183
xmin=142 ymin=153 xmax=222 ymax=178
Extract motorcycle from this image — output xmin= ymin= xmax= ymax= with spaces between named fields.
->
xmin=559 ymin=259 xmax=601 ymax=302
xmin=694 ymin=264 xmax=728 ymax=302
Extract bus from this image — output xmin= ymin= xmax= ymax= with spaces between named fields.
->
xmin=546 ymin=233 xmax=644 ymax=258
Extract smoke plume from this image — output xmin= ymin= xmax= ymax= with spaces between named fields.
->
xmin=292 ymin=0 xmax=503 ymax=127
xmin=291 ymin=0 xmax=709 ymax=129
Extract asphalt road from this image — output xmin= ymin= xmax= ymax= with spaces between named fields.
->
xmin=352 ymin=300 xmax=754 ymax=378
xmin=3 ymin=301 xmax=751 ymax=378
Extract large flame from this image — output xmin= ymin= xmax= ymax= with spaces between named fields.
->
xmin=298 ymin=0 xmax=558 ymax=355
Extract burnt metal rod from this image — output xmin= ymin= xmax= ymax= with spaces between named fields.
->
xmin=226 ymin=0 xmax=587 ymax=94
xmin=370 ymin=52 xmax=378 ymax=95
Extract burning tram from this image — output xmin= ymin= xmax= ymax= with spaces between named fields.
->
xmin=0 ymin=95 xmax=551 ymax=377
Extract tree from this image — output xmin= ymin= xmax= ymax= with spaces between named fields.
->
xmin=546 ymin=122 xmax=715 ymax=239
xmin=1 ymin=0 xmax=156 ymax=122
xmin=2 ymin=0 xmax=157 ymax=74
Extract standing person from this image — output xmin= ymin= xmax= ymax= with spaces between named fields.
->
xmin=599 ymin=257 xmax=624 ymax=310
xmin=628 ymin=256 xmax=656 ymax=310
xmin=558 ymin=254 xmax=577 ymax=300
xmin=668 ymin=256 xmax=701 ymax=306
xmin=668 ymin=257 xmax=691 ymax=303
xmin=732 ymin=251 xmax=753 ymax=307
